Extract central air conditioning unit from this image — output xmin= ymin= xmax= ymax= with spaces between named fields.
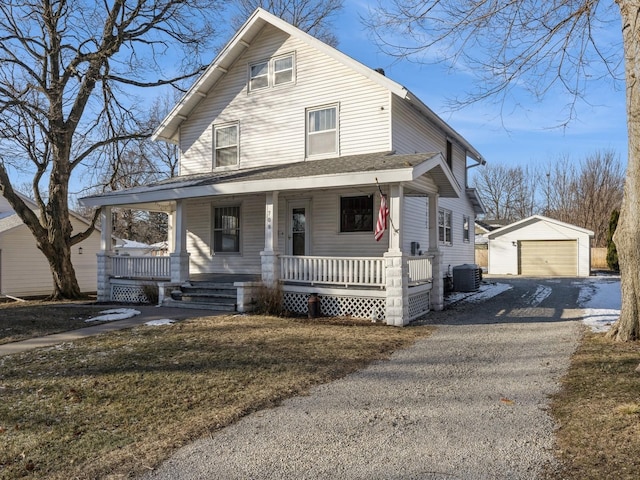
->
xmin=452 ymin=264 xmax=481 ymax=292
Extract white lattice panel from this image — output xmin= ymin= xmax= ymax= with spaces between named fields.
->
xmin=283 ymin=292 xmax=386 ymax=321
xmin=111 ymin=285 xmax=149 ymax=304
xmin=408 ymin=291 xmax=430 ymax=320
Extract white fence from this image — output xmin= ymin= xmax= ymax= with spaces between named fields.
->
xmin=408 ymin=255 xmax=433 ymax=285
xmin=280 ymin=255 xmax=386 ymax=287
xmin=111 ymin=255 xmax=171 ymax=279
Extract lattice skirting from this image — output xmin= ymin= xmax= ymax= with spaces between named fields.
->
xmin=283 ymin=292 xmax=386 ymax=321
xmin=408 ymin=290 xmax=430 ymax=320
xmin=111 ymin=284 xmax=150 ymax=304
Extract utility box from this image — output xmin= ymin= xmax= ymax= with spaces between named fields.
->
xmin=452 ymin=264 xmax=481 ymax=292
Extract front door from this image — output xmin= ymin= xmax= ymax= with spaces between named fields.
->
xmin=289 ymin=201 xmax=310 ymax=256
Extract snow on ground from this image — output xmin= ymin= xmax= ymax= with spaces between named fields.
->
xmin=85 ymin=308 xmax=141 ymax=322
xmin=145 ymin=319 xmax=176 ymax=326
xmin=577 ymin=276 xmax=621 ymax=332
xmin=446 ymin=282 xmax=513 ymax=305
xmin=448 ymin=276 xmax=621 ymax=333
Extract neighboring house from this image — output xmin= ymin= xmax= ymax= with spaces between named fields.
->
xmin=0 ymin=194 xmax=101 ymax=298
xmin=486 ymin=215 xmax=593 ymax=277
xmin=80 ymin=8 xmax=486 ymax=325
xmin=113 ymin=238 xmax=166 ymax=257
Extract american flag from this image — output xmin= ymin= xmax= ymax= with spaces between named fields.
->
xmin=374 ymin=193 xmax=389 ymax=241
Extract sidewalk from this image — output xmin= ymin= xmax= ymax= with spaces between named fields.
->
xmin=0 ymin=305 xmax=221 ymax=357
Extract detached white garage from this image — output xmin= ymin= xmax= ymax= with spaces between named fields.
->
xmin=486 ymin=215 xmax=594 ymax=277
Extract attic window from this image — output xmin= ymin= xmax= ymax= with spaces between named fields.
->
xmin=250 ymin=61 xmax=269 ymax=90
xmin=248 ymin=53 xmax=295 ymax=91
xmin=274 ymin=54 xmax=293 ymax=84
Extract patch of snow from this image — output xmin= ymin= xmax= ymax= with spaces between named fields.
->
xmin=447 ymin=282 xmax=513 ymax=305
xmin=577 ymin=278 xmax=621 ymax=332
xmin=145 ymin=319 xmax=175 ymax=326
xmin=528 ymin=285 xmax=552 ymax=307
xmin=85 ymin=308 xmax=141 ymax=322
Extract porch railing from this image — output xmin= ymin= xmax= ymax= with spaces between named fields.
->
xmin=408 ymin=255 xmax=434 ymax=285
xmin=280 ymin=255 xmax=386 ymax=287
xmin=111 ymin=255 xmax=171 ymax=279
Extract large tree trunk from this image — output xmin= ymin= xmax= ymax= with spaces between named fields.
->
xmin=608 ymin=1 xmax=640 ymax=341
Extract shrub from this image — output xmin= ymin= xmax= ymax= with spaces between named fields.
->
xmin=254 ymin=283 xmax=283 ymax=316
xmin=606 ymin=209 xmax=619 ymax=272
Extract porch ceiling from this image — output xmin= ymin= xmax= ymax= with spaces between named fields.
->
xmin=80 ymin=151 xmax=461 ymax=208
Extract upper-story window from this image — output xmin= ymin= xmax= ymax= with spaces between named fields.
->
xmin=249 ymin=61 xmax=269 ymax=90
xmin=214 ymin=123 xmax=239 ymax=168
xmin=274 ymin=55 xmax=293 ymax=85
xmin=446 ymin=139 xmax=453 ymax=170
xmin=249 ymin=53 xmax=295 ymax=91
xmin=307 ymin=105 xmax=338 ymax=157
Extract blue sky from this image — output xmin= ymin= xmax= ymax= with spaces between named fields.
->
xmin=332 ymin=2 xmax=629 ymax=172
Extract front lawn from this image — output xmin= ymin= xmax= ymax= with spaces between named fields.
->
xmin=0 ymin=301 xmax=109 ymax=345
xmin=0 ymin=314 xmax=431 ymax=479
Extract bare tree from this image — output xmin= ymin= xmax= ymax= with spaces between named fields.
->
xmin=472 ymin=164 xmax=538 ymax=222
xmin=0 ymin=0 xmax=219 ymax=299
xmin=368 ymin=1 xmax=640 ymax=342
xmin=231 ymin=0 xmax=343 ymax=46
xmin=546 ymin=151 xmax=624 ymax=247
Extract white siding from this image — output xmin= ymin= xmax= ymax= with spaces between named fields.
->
xmin=185 ymin=196 xmax=265 ymax=275
xmin=390 ymin=96 xmax=477 ymax=270
xmin=0 ymin=218 xmax=100 ymax=297
xmin=180 ymin=25 xmax=391 ymax=175
xmin=488 ymin=219 xmax=591 ymax=277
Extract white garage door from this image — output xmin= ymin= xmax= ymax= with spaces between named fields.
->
xmin=518 ymin=240 xmax=577 ymax=276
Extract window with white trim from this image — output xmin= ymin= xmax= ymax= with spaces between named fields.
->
xmin=249 ymin=53 xmax=295 ymax=91
xmin=307 ymin=105 xmax=338 ymax=156
xmin=463 ymin=215 xmax=470 ymax=243
xmin=273 ymin=54 xmax=293 ymax=85
xmin=214 ymin=123 xmax=238 ymax=168
xmin=213 ymin=205 xmax=240 ymax=253
xmin=249 ymin=61 xmax=269 ymax=90
xmin=439 ymin=208 xmax=452 ymax=245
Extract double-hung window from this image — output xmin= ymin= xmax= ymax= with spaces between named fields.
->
xmin=249 ymin=53 xmax=295 ymax=91
xmin=439 ymin=208 xmax=452 ymax=245
xmin=273 ymin=55 xmax=293 ymax=85
xmin=213 ymin=206 xmax=240 ymax=253
xmin=307 ymin=105 xmax=338 ymax=156
xmin=340 ymin=195 xmax=373 ymax=233
xmin=463 ymin=215 xmax=470 ymax=243
xmin=249 ymin=61 xmax=269 ymax=90
xmin=214 ymin=123 xmax=239 ymax=168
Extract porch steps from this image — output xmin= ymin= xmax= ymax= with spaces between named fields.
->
xmin=169 ymin=282 xmax=237 ymax=312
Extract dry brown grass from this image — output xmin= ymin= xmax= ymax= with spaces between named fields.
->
xmin=548 ymin=332 xmax=640 ymax=479
xmin=0 ymin=314 xmax=432 ymax=479
xmin=0 ymin=301 xmax=109 ymax=344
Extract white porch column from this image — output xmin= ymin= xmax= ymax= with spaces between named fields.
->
xmin=260 ymin=191 xmax=280 ymax=287
xmin=96 ymin=206 xmax=112 ymax=302
xmin=385 ymin=184 xmax=409 ymax=326
xmin=428 ymin=193 xmax=444 ymax=311
xmin=170 ymin=199 xmax=190 ymax=283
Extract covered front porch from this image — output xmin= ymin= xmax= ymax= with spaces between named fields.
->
xmin=83 ymin=152 xmax=459 ymax=326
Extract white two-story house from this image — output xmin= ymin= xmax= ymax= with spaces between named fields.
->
xmin=81 ymin=8 xmax=486 ymax=326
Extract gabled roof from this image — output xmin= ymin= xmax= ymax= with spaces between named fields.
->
xmin=80 ymin=151 xmax=460 ymax=208
xmin=486 ymin=215 xmax=594 ymax=239
xmin=0 ymin=191 xmax=98 ymax=234
xmin=152 ymin=8 xmax=485 ymax=165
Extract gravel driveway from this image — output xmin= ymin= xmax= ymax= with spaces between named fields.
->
xmin=141 ymin=277 xmax=583 ymax=480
